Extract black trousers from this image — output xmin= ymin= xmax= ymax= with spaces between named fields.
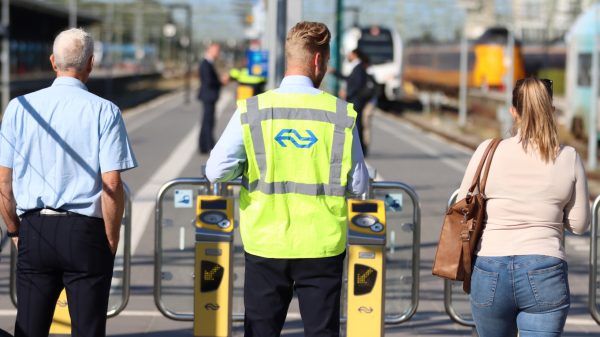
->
xmin=199 ymin=100 xmax=216 ymax=153
xmin=244 ymin=251 xmax=346 ymax=337
xmin=15 ymin=214 xmax=114 ymax=337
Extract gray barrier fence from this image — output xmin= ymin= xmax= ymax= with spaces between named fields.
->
xmin=444 ymin=189 xmax=475 ymax=327
xmin=154 ymin=177 xmax=421 ymax=324
xmin=9 ymin=183 xmax=133 ymax=317
xmin=590 ymin=195 xmax=600 ymax=324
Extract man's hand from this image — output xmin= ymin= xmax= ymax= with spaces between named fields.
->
xmin=108 ymin=240 xmax=118 ymax=255
xmin=221 ymin=73 xmax=230 ymax=85
xmin=0 ymin=166 xmax=20 ymax=244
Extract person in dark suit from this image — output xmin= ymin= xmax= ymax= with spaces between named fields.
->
xmin=198 ymin=43 xmax=226 ymax=154
xmin=345 ymin=49 xmax=369 ymax=156
xmin=331 ymin=49 xmax=369 ymax=156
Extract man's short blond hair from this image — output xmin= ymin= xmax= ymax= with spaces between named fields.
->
xmin=285 ymin=21 xmax=331 ymax=68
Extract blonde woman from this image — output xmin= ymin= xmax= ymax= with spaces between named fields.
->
xmin=457 ymin=77 xmax=590 ymax=337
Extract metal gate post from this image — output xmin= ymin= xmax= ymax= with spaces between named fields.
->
xmin=590 ymin=195 xmax=600 ymax=324
xmin=444 ymin=189 xmax=477 ymax=334
xmin=370 ymin=181 xmax=421 ymax=324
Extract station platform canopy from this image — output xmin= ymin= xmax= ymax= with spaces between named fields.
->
xmin=3 ymin=0 xmax=101 ymax=41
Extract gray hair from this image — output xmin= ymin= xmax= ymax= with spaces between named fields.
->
xmin=52 ymin=28 xmax=94 ymax=71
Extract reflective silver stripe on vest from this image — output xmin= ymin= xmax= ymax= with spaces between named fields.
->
xmin=240 ymin=107 xmax=354 ymax=129
xmin=243 ymin=95 xmax=352 ymax=197
xmin=328 ymin=99 xmax=348 ymax=186
xmin=241 ymin=176 xmax=346 ymax=197
xmin=245 ymin=96 xmax=267 ymax=175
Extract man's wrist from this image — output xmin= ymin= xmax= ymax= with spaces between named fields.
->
xmin=6 ymin=229 xmax=18 ymax=237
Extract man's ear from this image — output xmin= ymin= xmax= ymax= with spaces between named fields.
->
xmin=50 ymin=54 xmax=59 ymax=72
xmin=314 ymin=52 xmax=321 ymax=70
xmin=86 ymin=55 xmax=94 ymax=73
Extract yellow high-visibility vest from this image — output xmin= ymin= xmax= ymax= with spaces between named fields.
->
xmin=229 ymin=68 xmax=266 ymax=85
xmin=239 ymin=90 xmax=357 ymax=258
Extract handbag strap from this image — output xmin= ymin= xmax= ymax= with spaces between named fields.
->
xmin=479 ymin=139 xmax=501 ymax=195
xmin=461 ymin=138 xmax=501 ymax=293
xmin=467 ymin=138 xmax=501 ymax=197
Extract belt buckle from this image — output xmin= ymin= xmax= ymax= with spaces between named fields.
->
xmin=40 ymin=209 xmax=67 ymax=216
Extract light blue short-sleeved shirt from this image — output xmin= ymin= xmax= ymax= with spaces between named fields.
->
xmin=0 ymin=76 xmax=138 ymax=218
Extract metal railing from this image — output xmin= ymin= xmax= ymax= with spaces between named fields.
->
xmin=9 ymin=183 xmax=133 ymax=317
xmin=590 ymin=195 xmax=600 ymax=324
xmin=154 ymin=178 xmax=421 ymax=324
xmin=154 ymin=177 xmax=210 ymax=321
xmin=444 ymin=189 xmax=475 ymax=327
xmin=370 ymin=181 xmax=420 ymax=324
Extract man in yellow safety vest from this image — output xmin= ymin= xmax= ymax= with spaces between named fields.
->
xmin=229 ymin=66 xmax=266 ymax=100
xmin=206 ymin=21 xmax=368 ymax=337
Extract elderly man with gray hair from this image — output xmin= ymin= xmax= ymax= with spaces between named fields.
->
xmin=0 ymin=28 xmax=137 ymax=336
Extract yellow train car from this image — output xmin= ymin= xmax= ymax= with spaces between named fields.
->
xmin=403 ymin=44 xmax=470 ymax=90
xmin=472 ymin=28 xmax=525 ymax=89
xmin=403 ymin=27 xmax=525 ymax=93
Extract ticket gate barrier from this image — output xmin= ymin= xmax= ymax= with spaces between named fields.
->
xmin=9 ymin=183 xmax=132 ymax=333
xmin=194 ymin=194 xmax=234 ymax=337
xmin=365 ymin=181 xmax=420 ymax=325
xmin=346 ymin=199 xmax=386 ymax=337
xmin=155 ymin=178 xmax=421 ymax=326
xmin=590 ymin=195 xmax=600 ymax=325
xmin=443 ymin=189 xmax=476 ymax=328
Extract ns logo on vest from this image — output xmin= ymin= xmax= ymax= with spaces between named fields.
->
xmin=275 ymin=129 xmax=318 ymax=148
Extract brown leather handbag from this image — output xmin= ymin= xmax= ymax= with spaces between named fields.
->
xmin=432 ymin=138 xmax=501 ymax=294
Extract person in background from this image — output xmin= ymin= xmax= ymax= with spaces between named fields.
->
xmin=229 ymin=56 xmax=266 ymax=100
xmin=457 ymin=77 xmax=589 ymax=337
xmin=198 ymin=43 xmax=228 ymax=154
xmin=359 ymin=54 xmax=378 ymax=155
xmin=331 ymin=49 xmax=369 ymax=156
xmin=206 ymin=21 xmax=368 ymax=337
xmin=0 ymin=28 xmax=137 ymax=337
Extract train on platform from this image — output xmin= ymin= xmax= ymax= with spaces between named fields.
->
xmin=403 ymin=27 xmax=526 ymax=94
xmin=400 ymin=2 xmax=600 ymax=142
xmin=340 ymin=25 xmax=563 ymax=100
xmin=341 ymin=25 xmax=403 ymax=103
xmin=564 ymin=2 xmax=600 ymax=139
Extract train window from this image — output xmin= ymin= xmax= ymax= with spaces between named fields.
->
xmin=407 ymin=53 xmax=433 ymax=67
xmin=578 ymin=53 xmax=591 ymax=87
xmin=358 ymin=41 xmax=394 ymax=65
xmin=358 ymin=28 xmax=394 ymax=65
xmin=437 ymin=53 xmax=460 ymax=70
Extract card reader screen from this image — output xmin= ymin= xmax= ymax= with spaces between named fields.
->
xmin=351 ymin=203 xmax=378 ymax=213
xmin=201 ymin=199 xmax=227 ymax=210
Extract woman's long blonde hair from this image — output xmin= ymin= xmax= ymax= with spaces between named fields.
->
xmin=511 ymin=77 xmax=559 ymax=163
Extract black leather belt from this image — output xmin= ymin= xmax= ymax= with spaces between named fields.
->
xmin=21 ymin=208 xmax=79 ymax=217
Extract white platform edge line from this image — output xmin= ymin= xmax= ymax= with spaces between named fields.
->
xmin=374 ymin=113 xmax=469 ymax=173
xmin=130 ymin=90 xmax=234 ymax=256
